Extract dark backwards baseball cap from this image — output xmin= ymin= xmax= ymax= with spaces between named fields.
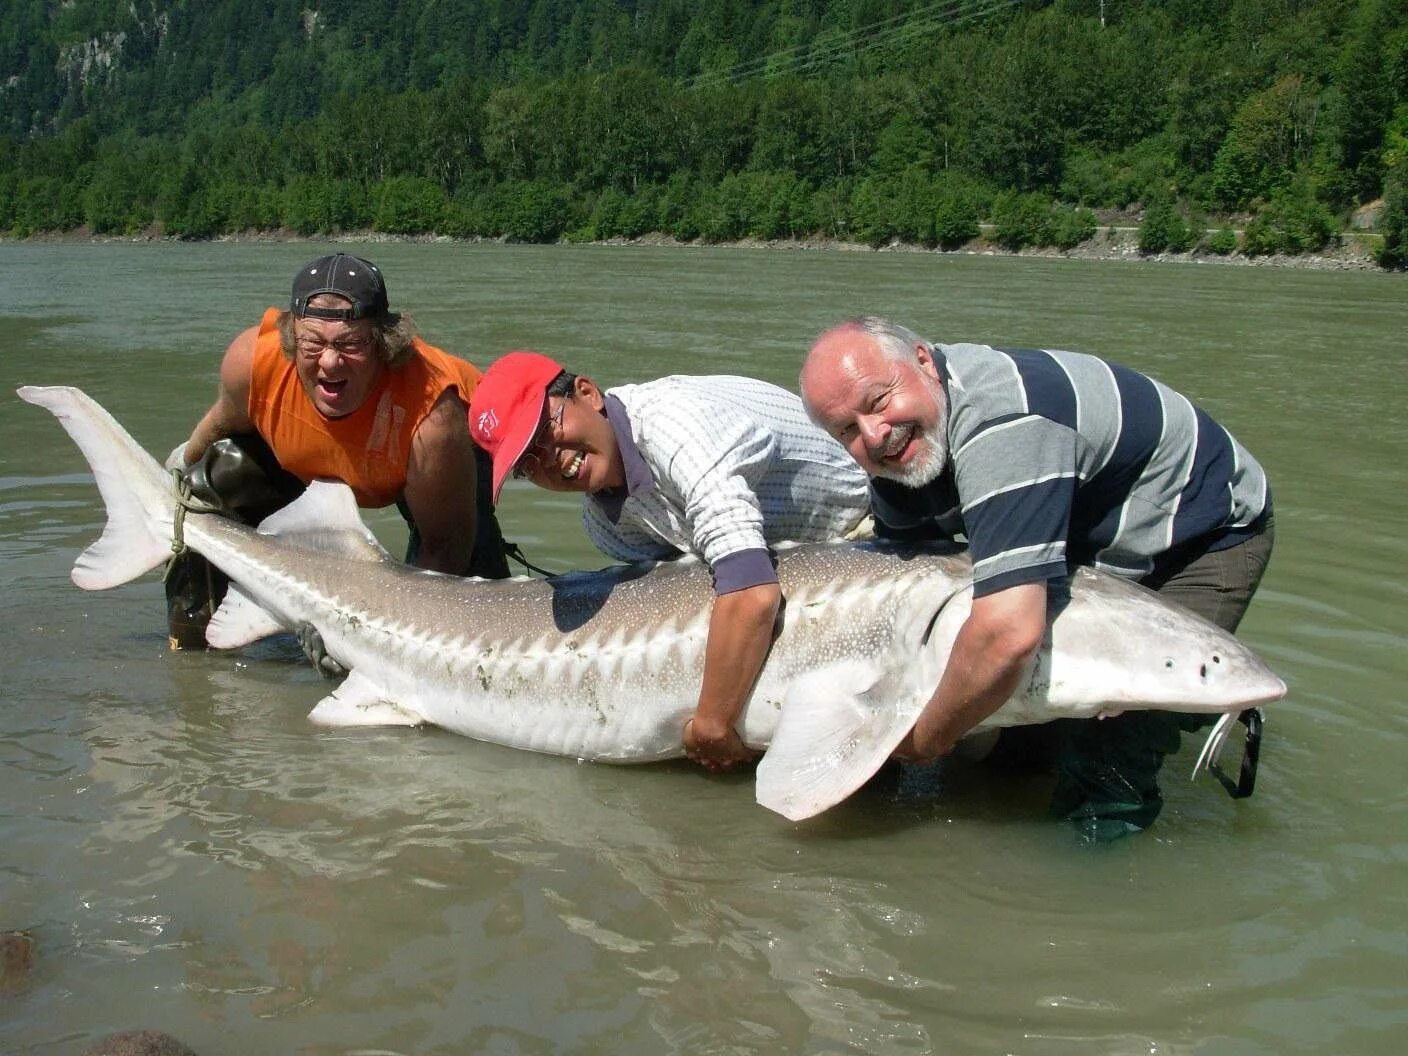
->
xmin=290 ymin=253 xmax=392 ymax=321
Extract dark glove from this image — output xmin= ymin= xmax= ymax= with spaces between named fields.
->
xmin=295 ymin=623 xmax=349 ymax=680
xmin=184 ymin=435 xmax=304 ymax=524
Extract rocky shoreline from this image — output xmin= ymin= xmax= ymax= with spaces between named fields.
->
xmin=6 ymin=225 xmax=1390 ymax=272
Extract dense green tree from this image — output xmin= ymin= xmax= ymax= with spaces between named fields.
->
xmin=1377 ymin=169 xmax=1408 ymax=268
xmin=1242 ymin=183 xmax=1338 ymax=254
xmin=0 ymin=0 xmax=1404 ymax=266
xmin=1210 ymin=74 xmax=1321 ymax=208
xmin=1322 ymin=0 xmax=1398 ymax=201
xmin=1050 ymin=204 xmax=1097 ymax=250
xmin=991 ymin=191 xmax=1055 ymax=251
xmin=582 ymin=185 xmax=659 ymax=240
xmin=487 ymin=179 xmax=574 ymax=241
xmin=1139 ymin=198 xmax=1196 ymax=254
xmin=282 ymin=176 xmax=359 ymax=235
xmin=1206 ymin=227 xmax=1239 ymax=254
xmin=373 ymin=176 xmax=448 ymax=234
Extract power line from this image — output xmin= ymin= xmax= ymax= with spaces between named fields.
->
xmin=683 ymin=0 xmax=1025 ymax=91
xmin=687 ymin=0 xmax=977 ymax=88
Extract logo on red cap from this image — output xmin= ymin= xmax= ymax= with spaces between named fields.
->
xmin=473 ymin=409 xmax=499 ymax=444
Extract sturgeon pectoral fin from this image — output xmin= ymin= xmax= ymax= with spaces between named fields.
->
xmin=205 ymin=583 xmax=286 ymax=648
xmin=307 ymin=671 xmax=423 ymax=728
xmin=755 ymin=663 xmax=917 ymax=822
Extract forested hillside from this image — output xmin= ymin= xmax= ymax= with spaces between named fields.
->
xmin=3 ymin=0 xmax=1406 ymax=266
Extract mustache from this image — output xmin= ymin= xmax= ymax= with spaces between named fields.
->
xmin=869 ymin=422 xmax=915 ymax=461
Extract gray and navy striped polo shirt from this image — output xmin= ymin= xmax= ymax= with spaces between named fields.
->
xmin=871 ymin=343 xmax=1271 ymax=597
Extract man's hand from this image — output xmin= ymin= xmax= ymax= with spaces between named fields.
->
xmin=683 ymin=715 xmax=756 ymax=772
xmin=295 ymin=623 xmax=348 ymax=680
xmin=890 ymin=729 xmax=935 ymax=764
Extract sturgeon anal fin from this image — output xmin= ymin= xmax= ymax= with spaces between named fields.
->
xmin=755 ymin=662 xmax=917 ymax=822
xmin=205 ymin=583 xmax=286 ymax=648
xmin=307 ymin=671 xmax=423 ymax=728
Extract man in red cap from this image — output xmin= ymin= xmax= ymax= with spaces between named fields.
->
xmin=167 ymin=253 xmax=509 ymax=658
xmin=468 ymin=352 xmax=871 ymax=772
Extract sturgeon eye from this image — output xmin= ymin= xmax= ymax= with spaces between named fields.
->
xmin=1164 ymin=659 xmax=1174 ymax=669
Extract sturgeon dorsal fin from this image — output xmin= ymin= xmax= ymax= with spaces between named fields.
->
xmin=307 ymin=670 xmax=424 ymax=728
xmin=255 ymin=480 xmax=391 ymax=562
xmin=755 ymin=662 xmax=920 ymax=821
xmin=205 ymin=582 xmax=286 ymax=648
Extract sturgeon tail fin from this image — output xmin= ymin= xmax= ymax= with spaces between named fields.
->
xmin=17 ymin=385 xmax=175 ymax=589
xmin=755 ymin=662 xmax=920 ymax=821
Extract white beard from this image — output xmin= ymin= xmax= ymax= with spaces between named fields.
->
xmin=872 ymin=400 xmax=949 ymax=489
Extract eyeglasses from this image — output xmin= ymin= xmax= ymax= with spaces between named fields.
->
xmin=512 ymin=398 xmax=567 ymax=480
xmin=295 ymin=333 xmax=374 ymax=361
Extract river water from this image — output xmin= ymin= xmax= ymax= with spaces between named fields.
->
xmin=1 ymin=242 xmax=1404 ymax=1055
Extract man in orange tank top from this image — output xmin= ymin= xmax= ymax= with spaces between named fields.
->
xmin=167 ymin=253 xmax=508 ymax=655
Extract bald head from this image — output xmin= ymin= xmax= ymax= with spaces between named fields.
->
xmin=800 ymin=317 xmax=950 ymax=488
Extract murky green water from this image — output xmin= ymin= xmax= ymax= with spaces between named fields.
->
xmin=1 ymin=242 xmax=1404 ymax=1055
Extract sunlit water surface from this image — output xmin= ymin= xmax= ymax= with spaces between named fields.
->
xmin=1 ymin=243 xmax=1404 ymax=1055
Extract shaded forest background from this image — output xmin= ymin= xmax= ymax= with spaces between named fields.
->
xmin=3 ymin=0 xmax=1407 ymax=266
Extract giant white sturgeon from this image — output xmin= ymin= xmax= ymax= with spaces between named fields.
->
xmin=18 ymin=385 xmax=1286 ymax=820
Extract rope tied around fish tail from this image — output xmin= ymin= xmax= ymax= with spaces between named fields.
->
xmin=162 ymin=467 xmax=223 ymax=575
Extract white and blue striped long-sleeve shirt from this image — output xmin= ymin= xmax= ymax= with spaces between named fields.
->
xmin=582 ymin=375 xmax=871 ymax=592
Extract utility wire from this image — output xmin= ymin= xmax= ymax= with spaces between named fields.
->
xmin=684 ymin=0 xmax=1025 ymax=91
xmin=687 ymin=0 xmax=977 ymax=87
xmin=783 ymin=0 xmax=1024 ymax=82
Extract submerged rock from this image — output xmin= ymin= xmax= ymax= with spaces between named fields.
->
xmin=80 ymin=1030 xmax=200 ymax=1056
xmin=0 ymin=930 xmax=35 ymax=991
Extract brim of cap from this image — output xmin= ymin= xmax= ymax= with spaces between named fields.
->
xmin=488 ymin=388 xmax=549 ymax=504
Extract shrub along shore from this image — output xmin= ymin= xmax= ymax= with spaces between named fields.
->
xmin=9 ymin=220 xmax=1383 ymax=273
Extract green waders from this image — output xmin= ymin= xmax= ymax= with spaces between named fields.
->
xmin=986 ymin=514 xmax=1276 ymax=842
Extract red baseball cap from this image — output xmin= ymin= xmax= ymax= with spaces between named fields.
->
xmin=468 ymin=351 xmax=567 ymax=503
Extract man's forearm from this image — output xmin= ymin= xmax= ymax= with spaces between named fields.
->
xmin=907 ymin=582 xmax=1048 ymax=759
xmin=185 ymin=398 xmax=251 ymax=466
xmin=910 ymin=638 xmax=1034 ymax=757
xmin=183 ymin=411 xmax=223 ymax=465
xmin=695 ymin=585 xmax=779 ymax=728
xmin=685 ymin=583 xmax=780 ymax=767
xmin=414 ymin=532 xmax=475 ymax=576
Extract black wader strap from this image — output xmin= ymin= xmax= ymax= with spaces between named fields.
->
xmin=1210 ymin=707 xmax=1263 ymax=799
xmin=502 ymin=540 xmax=556 ymax=578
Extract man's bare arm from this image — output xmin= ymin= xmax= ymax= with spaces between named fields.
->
xmin=684 ymin=581 xmax=781 ymax=771
xmin=896 ymin=581 xmax=1049 ymax=762
xmin=402 ymin=389 xmax=479 ymax=574
xmin=184 ymin=326 xmax=259 ymax=465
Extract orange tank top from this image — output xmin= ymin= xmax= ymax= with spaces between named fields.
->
xmin=247 ymin=307 xmax=482 ymax=508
